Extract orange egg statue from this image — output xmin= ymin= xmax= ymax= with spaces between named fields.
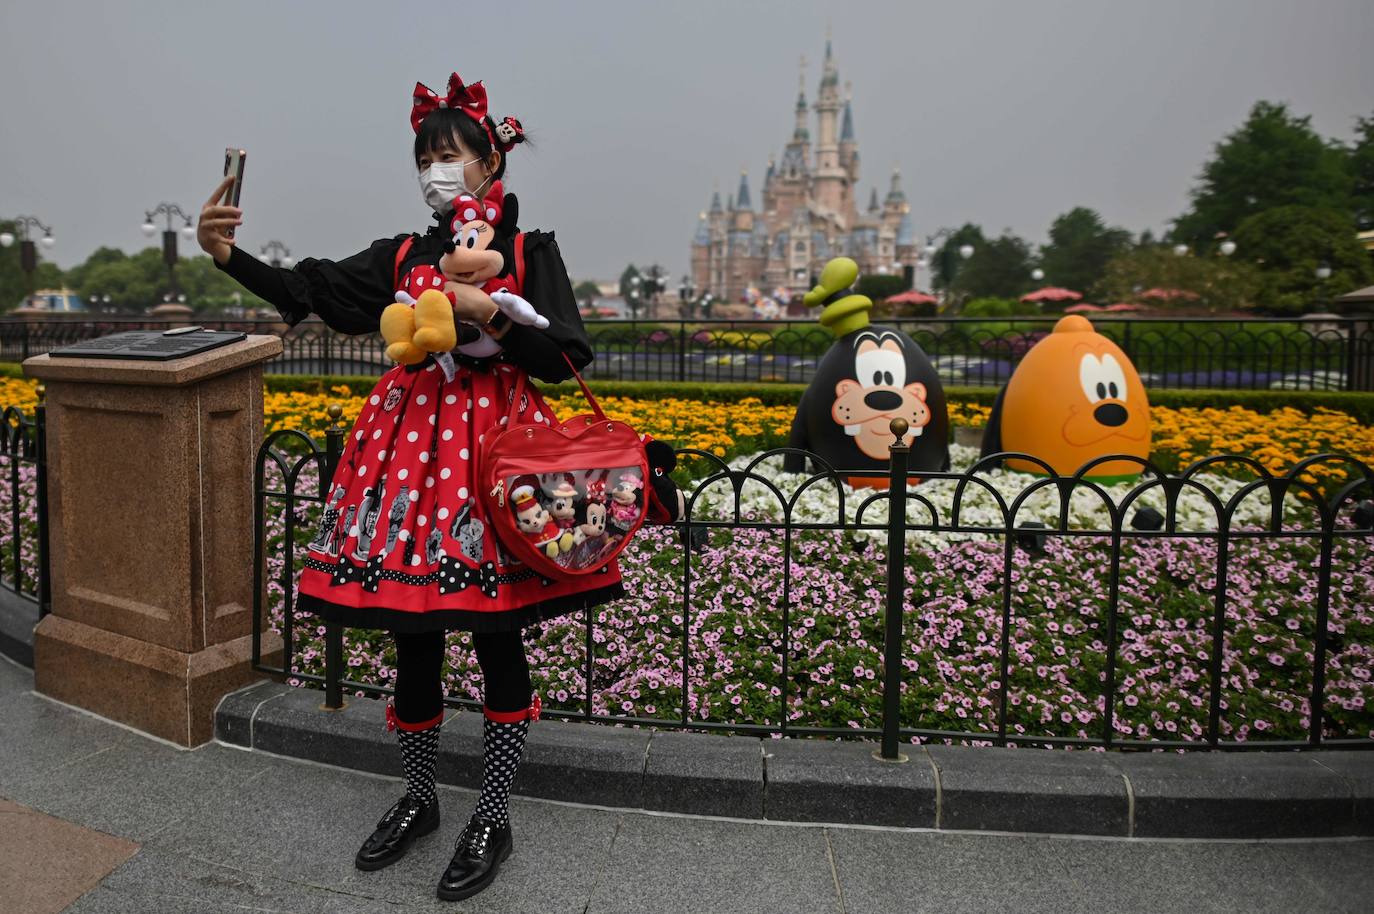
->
xmin=979 ymin=315 xmax=1151 ymax=482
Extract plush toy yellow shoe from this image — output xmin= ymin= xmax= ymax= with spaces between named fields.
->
xmin=411 ymin=288 xmax=459 ymax=353
xmin=381 ymin=301 xmax=427 ymax=365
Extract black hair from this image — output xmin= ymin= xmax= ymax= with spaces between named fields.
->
xmin=412 ymin=107 xmax=527 ymax=177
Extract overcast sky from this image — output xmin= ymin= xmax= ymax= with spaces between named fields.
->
xmin=2 ymin=0 xmax=1371 ymax=283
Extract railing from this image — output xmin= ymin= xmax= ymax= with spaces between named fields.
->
xmin=0 ymin=395 xmax=51 ymax=628
xmin=252 ymin=413 xmax=1374 ymax=753
xmin=7 ymin=315 xmax=1374 ymax=390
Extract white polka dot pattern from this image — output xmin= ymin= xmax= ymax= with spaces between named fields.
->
xmin=397 ymin=723 xmax=441 ymax=808
xmin=474 ymin=715 xmax=531 ymax=827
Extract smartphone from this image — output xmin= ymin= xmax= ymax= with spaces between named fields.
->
xmin=222 ymin=147 xmax=246 ymax=237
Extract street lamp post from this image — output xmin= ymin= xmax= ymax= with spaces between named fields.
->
xmin=678 ymin=274 xmax=696 ymax=319
xmin=0 ymin=215 xmax=56 ymax=300
xmin=916 ymin=229 xmax=975 ymax=301
xmin=627 ymin=273 xmax=642 ymax=320
xmin=141 ymin=203 xmax=196 ymax=301
xmin=1315 ymin=261 xmax=1333 ymax=313
xmin=641 ymin=264 xmax=667 ymax=319
xmin=259 ymin=240 xmax=294 ymax=269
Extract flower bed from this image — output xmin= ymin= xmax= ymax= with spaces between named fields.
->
xmin=4 ymin=375 xmax=1370 ymax=746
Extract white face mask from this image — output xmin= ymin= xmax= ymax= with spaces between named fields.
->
xmin=418 ymin=159 xmax=491 ymax=214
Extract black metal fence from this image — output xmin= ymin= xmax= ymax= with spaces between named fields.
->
xmin=7 ymin=315 xmax=1374 ymax=390
xmin=253 ymin=415 xmax=1374 ymax=754
xmin=0 ymin=395 xmax=52 ymax=662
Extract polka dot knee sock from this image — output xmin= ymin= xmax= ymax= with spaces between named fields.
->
xmin=474 ymin=696 xmax=540 ymax=827
xmin=388 ymin=704 xmax=442 ymax=809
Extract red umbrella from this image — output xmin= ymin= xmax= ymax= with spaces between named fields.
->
xmin=1063 ymin=302 xmax=1103 ymax=313
xmin=1020 ymin=286 xmax=1083 ymax=303
xmin=886 ymin=290 xmax=939 ymax=305
xmin=1138 ymin=287 xmax=1200 ymax=301
xmin=1104 ymin=302 xmax=1143 ymax=312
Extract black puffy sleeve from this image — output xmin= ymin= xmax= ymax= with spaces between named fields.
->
xmin=497 ymin=230 xmax=594 ymax=383
xmin=215 ymin=234 xmax=410 ymax=335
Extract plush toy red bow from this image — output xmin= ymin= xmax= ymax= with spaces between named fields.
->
xmin=585 ymin=478 xmax=607 ymax=504
xmin=411 ymin=72 xmax=489 ymax=133
xmin=448 ymin=180 xmax=505 ymax=235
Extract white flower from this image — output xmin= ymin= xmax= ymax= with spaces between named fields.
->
xmin=683 ymin=444 xmax=1293 ymax=549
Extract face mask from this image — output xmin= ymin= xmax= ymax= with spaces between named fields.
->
xmin=418 ymin=159 xmax=492 ymax=213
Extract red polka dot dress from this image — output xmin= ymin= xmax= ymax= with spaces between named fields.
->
xmin=227 ymin=222 xmax=626 ymax=634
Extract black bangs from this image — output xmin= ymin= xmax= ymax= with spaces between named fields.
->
xmin=412 ymin=108 xmax=506 ymax=179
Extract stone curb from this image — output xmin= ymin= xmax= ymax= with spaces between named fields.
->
xmin=215 ymin=680 xmax=1374 ymax=839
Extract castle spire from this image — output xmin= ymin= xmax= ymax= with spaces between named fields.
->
xmin=694 ymin=211 xmax=710 ymax=245
xmin=737 ymin=169 xmax=752 ymax=210
xmin=885 ymin=167 xmax=907 ymax=206
xmin=868 ymin=187 xmax=880 ymax=213
xmin=840 ymin=90 xmax=855 ymax=142
xmin=709 ymin=189 xmax=722 ymax=213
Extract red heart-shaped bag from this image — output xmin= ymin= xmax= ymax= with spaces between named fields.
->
xmin=478 ymin=353 xmax=650 ymax=580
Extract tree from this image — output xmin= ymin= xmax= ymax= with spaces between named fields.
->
xmin=1038 ymin=207 xmax=1132 ymax=293
xmin=1351 ymin=110 xmax=1374 ymax=231
xmin=1231 ymin=206 xmax=1374 ymax=314
xmin=855 ymin=273 xmax=908 ymax=302
xmin=1093 ymin=245 xmax=1263 ymax=314
xmin=175 ymin=255 xmax=269 ymax=313
xmin=69 ymin=247 xmax=167 ymax=312
xmin=949 ymin=231 xmax=1033 ymax=301
xmin=572 ymin=280 xmax=601 ymax=305
xmin=931 ymin=223 xmax=985 ymax=291
xmin=1172 ymin=101 xmax=1354 ymax=248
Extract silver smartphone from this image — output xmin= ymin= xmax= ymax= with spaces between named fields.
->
xmin=222 ymin=147 xmax=246 ymax=237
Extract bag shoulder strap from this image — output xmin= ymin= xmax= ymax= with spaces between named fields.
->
xmin=392 ymin=235 xmax=416 ymax=289
xmin=513 ymin=232 xmax=526 ymax=294
xmin=501 ymin=231 xmax=608 ymax=426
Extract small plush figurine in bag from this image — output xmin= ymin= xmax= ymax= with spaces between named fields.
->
xmin=607 ymin=468 xmax=645 ymax=532
xmin=570 ymin=478 xmax=618 ymax=567
xmin=511 ymin=484 xmax=574 ymax=558
xmin=543 ymin=475 xmax=579 ymax=532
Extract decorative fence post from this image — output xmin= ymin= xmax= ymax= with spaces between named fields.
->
xmin=34 ymin=386 xmax=51 ymax=619
xmin=321 ymin=402 xmax=347 ymax=711
xmin=878 ymin=417 xmax=910 ymax=762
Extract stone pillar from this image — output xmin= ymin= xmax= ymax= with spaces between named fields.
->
xmin=23 ymin=335 xmax=282 ymax=747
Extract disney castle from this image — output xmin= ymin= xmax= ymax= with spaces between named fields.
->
xmin=690 ymin=38 xmax=919 ymax=305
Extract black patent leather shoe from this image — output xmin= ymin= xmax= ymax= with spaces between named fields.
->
xmin=354 ymin=794 xmax=440 ymax=871
xmin=436 ymin=813 xmax=513 ymax=901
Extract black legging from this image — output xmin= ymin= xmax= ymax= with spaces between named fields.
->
xmin=392 ymin=630 xmax=531 ymax=724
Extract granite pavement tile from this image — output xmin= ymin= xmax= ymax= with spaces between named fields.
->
xmin=826 ymin=827 xmax=1086 ymax=914
xmin=583 ymin=812 xmax=843 ymax=914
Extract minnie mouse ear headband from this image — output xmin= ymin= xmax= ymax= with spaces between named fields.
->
xmin=448 ymin=180 xmax=505 ymax=235
xmin=411 ymin=72 xmax=526 ymax=153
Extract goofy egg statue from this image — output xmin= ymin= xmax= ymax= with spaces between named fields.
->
xmin=783 ymin=258 xmax=949 ymax=488
xmin=980 ymin=315 xmax=1151 ymax=482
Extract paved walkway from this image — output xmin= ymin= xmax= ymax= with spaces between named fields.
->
xmin=1 ymin=656 xmax=1370 ymax=914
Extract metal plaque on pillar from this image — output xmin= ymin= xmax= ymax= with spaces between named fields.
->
xmin=51 ymin=329 xmax=247 ymax=361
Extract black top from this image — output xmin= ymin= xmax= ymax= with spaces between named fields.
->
xmin=216 ymin=220 xmax=593 ymax=384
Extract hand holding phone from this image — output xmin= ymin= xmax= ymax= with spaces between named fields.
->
xmin=222 ymin=147 xmax=246 ymax=237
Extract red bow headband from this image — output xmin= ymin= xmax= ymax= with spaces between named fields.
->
xmin=411 ymin=72 xmax=525 ymax=152
xmin=449 ymin=180 xmax=505 ymax=235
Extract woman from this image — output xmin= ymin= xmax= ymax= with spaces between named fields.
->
xmin=198 ymin=71 xmax=624 ymax=902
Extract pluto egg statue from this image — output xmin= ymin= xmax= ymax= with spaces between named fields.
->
xmin=783 ymin=257 xmax=949 ymax=488
xmin=980 ymin=315 xmax=1151 ymax=481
